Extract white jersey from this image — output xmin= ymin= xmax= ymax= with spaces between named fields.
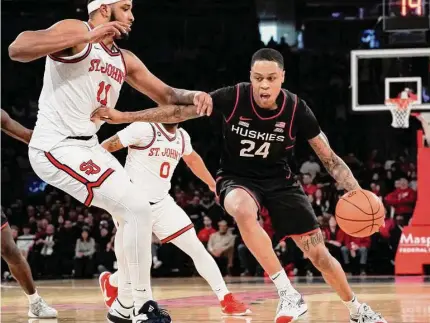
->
xmin=118 ymin=123 xmax=193 ymax=202
xmin=30 ymin=21 xmax=127 ymax=151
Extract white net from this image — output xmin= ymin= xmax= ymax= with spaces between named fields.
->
xmin=385 ymin=99 xmax=416 ymax=128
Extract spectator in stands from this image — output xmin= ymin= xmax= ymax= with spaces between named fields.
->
xmin=197 ymin=216 xmax=217 ymax=247
xmin=300 ymin=155 xmax=321 ymax=179
xmin=341 ymin=234 xmax=371 ymax=276
xmin=184 ymin=195 xmax=205 ymax=230
xmin=16 ymin=224 xmax=34 ymax=259
xmin=56 ymin=219 xmax=78 ymax=276
xmin=207 ymin=220 xmax=236 ymax=276
xmin=199 ymin=192 xmax=216 ymax=213
xmin=96 ymin=235 xmax=117 ymax=274
xmin=302 ymin=173 xmax=317 ymax=196
xmin=74 ymin=227 xmax=95 ymax=279
xmin=314 ymin=188 xmax=330 ymax=214
xmin=323 ymin=216 xmax=344 ymax=263
xmin=31 ymin=224 xmax=58 ymax=278
xmin=385 ymin=177 xmax=417 ymax=222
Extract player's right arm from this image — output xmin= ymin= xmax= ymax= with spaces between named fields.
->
xmin=101 ymin=135 xmax=125 ymax=153
xmin=101 ymin=122 xmax=154 ymax=152
xmin=8 ymin=20 xmax=130 ymax=63
xmin=1 ymin=109 xmax=33 ymax=144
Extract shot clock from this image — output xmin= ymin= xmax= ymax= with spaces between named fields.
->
xmin=383 ymin=0 xmax=430 ymax=31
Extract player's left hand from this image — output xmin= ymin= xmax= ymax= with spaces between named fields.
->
xmin=91 ymin=106 xmax=128 ymax=124
xmin=193 ymin=92 xmax=213 ymax=117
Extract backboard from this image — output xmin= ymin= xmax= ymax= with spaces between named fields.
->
xmin=351 ymin=48 xmax=430 ymax=112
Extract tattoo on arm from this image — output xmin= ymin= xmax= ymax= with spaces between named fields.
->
xmin=308 ymin=133 xmax=360 ymax=191
xmin=168 ymin=88 xmax=197 ymax=105
xmin=126 ymin=105 xmax=201 ymax=124
xmin=299 ymin=231 xmax=324 ymax=252
xmin=102 ymin=135 xmax=124 ymax=152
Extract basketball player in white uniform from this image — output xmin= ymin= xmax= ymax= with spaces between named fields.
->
xmin=9 ymin=1 xmax=212 ymax=322
xmin=98 ymin=122 xmax=251 ymax=316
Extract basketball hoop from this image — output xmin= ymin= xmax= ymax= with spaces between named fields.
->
xmin=385 ymin=98 xmax=417 ymax=128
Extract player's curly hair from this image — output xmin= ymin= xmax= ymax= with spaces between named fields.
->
xmin=251 ymin=48 xmax=284 ymax=69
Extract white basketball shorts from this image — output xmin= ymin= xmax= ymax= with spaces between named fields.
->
xmin=151 ymin=195 xmax=194 ymax=244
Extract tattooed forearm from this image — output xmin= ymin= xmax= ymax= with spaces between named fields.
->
xmin=124 ymin=105 xmax=201 ymax=124
xmin=167 ymin=87 xmax=197 ymax=105
xmin=308 ymin=133 xmax=360 ymax=191
xmin=299 ymin=231 xmax=324 ymax=252
xmin=101 ymin=135 xmax=124 ymax=153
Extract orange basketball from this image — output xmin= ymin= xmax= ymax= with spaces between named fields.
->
xmin=335 ymin=189 xmax=385 ymax=238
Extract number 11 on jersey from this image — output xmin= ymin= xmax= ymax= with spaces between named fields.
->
xmin=240 ymin=140 xmax=271 ymax=158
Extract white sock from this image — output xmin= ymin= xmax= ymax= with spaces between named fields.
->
xmin=109 ymin=271 xmax=119 ymax=288
xmin=343 ymin=294 xmax=361 ymax=315
xmin=171 ymin=228 xmax=230 ymax=301
xmin=270 ymin=270 xmax=296 ymax=295
xmin=114 ymin=223 xmax=136 ymax=308
xmin=26 ymin=291 xmax=41 ymax=304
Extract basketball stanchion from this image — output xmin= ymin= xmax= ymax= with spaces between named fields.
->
xmin=395 ymin=129 xmax=430 ymax=275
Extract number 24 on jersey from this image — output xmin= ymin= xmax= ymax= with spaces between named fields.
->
xmin=240 ymin=140 xmax=270 ymax=158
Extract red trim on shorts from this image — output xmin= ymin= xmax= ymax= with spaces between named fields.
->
xmin=285 ymin=144 xmax=294 ymax=150
xmin=44 ymin=152 xmax=115 ymax=207
xmin=284 ymin=228 xmax=320 ymax=239
xmin=161 ymin=223 xmax=194 ymax=244
xmin=49 ymin=44 xmax=92 ymax=63
xmin=1 ymin=222 xmax=9 ymax=230
xmin=130 ymin=124 xmax=156 ymax=150
xmin=230 ymin=185 xmax=261 ymax=212
xmin=226 ymin=84 xmax=241 ymax=123
xmin=288 ymin=95 xmax=298 ymax=141
xmin=250 ymin=87 xmax=287 ymax=120
xmin=179 ymin=129 xmax=185 ymax=155
xmin=155 ymin=124 xmax=177 ymax=141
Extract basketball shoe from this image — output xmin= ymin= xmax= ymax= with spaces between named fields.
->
xmin=107 ymin=298 xmax=133 ymax=323
xmin=350 ymin=304 xmax=387 ymax=323
xmin=133 ymin=300 xmax=171 ymax=323
xmin=274 ymin=291 xmax=307 ymax=323
xmin=100 ymin=271 xmax=118 ymax=308
xmin=221 ymin=293 xmax=251 ymax=316
xmin=28 ymin=297 xmax=58 ymax=318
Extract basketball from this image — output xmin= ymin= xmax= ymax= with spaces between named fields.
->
xmin=335 ymin=189 xmax=385 ymax=238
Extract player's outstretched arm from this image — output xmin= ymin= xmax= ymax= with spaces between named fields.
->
xmin=91 ymin=105 xmax=201 ymax=125
xmin=183 ymin=151 xmax=216 ymax=193
xmin=1 ymin=109 xmax=33 ymax=144
xmin=308 ymin=132 xmax=360 ymax=192
xmin=9 ymin=20 xmax=130 ymax=63
xmin=121 ymin=49 xmax=212 ymax=116
xmin=101 ymin=135 xmax=125 ymax=153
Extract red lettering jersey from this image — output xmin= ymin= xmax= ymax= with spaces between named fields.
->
xmin=30 ymin=21 xmax=127 ymax=151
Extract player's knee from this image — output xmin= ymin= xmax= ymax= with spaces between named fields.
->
xmin=225 ymin=199 xmax=256 ymax=223
xmin=1 ymin=240 xmax=22 ymax=264
xmin=116 ymin=188 xmax=151 ymax=221
xmin=308 ymin=247 xmax=333 ymax=271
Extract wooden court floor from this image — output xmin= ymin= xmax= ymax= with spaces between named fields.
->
xmin=1 ymin=276 xmax=429 ymax=323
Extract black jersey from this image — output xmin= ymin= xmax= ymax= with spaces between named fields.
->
xmin=210 ymin=82 xmax=321 ymax=179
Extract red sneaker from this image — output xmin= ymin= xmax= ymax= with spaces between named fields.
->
xmin=221 ymin=293 xmax=251 ymax=316
xmin=99 ymin=271 xmax=118 ymax=308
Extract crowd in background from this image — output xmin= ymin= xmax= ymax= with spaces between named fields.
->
xmin=1 ymin=3 xmax=423 ymax=281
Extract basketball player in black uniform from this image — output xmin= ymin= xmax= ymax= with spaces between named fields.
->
xmin=91 ymin=49 xmax=387 ymax=323
xmin=1 ymin=109 xmax=57 ymax=318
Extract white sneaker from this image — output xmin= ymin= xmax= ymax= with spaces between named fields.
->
xmin=107 ymin=298 xmax=133 ymax=323
xmin=350 ymin=304 xmax=387 ymax=323
xmin=153 ymin=260 xmax=163 ymax=270
xmin=28 ymin=297 xmax=57 ymax=318
xmin=274 ymin=291 xmax=307 ymax=323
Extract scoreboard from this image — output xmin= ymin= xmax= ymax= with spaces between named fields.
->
xmin=383 ymin=0 xmax=430 ymax=31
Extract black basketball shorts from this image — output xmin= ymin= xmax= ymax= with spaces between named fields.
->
xmin=1 ymin=209 xmax=8 ymax=230
xmin=216 ymin=175 xmax=320 ymax=238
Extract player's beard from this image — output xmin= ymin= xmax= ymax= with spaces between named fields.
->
xmin=110 ymin=11 xmax=129 ymax=40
